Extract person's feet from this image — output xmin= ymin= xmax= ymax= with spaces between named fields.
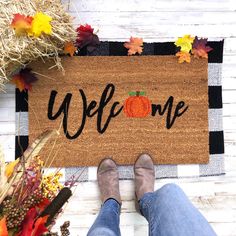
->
xmin=97 ymin=158 xmax=121 ymax=205
xmin=134 ymin=153 xmax=155 ymax=201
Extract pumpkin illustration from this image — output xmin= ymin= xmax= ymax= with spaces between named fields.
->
xmin=124 ymin=91 xmax=151 ymax=118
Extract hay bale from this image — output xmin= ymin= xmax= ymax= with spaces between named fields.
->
xmin=0 ymin=0 xmax=76 ymax=91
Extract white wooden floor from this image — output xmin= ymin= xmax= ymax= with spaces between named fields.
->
xmin=1 ymin=0 xmax=236 ymax=235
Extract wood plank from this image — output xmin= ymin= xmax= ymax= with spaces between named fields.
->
xmin=211 ymin=223 xmax=236 ymax=236
xmin=68 ymin=12 xmax=236 ymax=25
xmin=72 ymin=25 xmax=236 ymax=39
xmin=65 ymin=0 xmax=236 ymax=12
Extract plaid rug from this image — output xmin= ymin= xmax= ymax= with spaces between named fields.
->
xmin=15 ymin=41 xmax=225 ymax=181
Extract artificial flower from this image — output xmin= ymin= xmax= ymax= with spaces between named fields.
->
xmin=41 ymin=172 xmax=63 ymax=199
xmin=176 ymin=51 xmax=191 ymax=63
xmin=11 ymin=68 xmax=38 ymax=92
xmin=11 ymin=13 xmax=33 ymax=36
xmin=76 ymin=24 xmax=100 ymax=52
xmin=32 ymin=216 xmax=49 ymax=236
xmin=124 ymin=37 xmax=143 ymax=56
xmin=175 ymin=35 xmax=194 ymax=53
xmin=5 ymin=158 xmax=19 ymax=179
xmin=29 ymin=12 xmax=52 ymax=37
xmin=192 ymin=36 xmax=213 ymax=59
xmin=18 ymin=208 xmax=48 ymax=236
xmin=0 ymin=217 xmax=8 ymax=236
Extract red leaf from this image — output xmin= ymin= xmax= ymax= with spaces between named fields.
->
xmin=11 ymin=13 xmax=33 ymax=36
xmin=36 ymin=198 xmax=51 ymax=212
xmin=76 ymin=24 xmax=100 ymax=52
xmin=77 ymin=24 xmax=94 ymax=34
xmin=19 ymin=208 xmax=38 ymax=236
xmin=11 ymin=68 xmax=38 ymax=92
xmin=17 ymin=208 xmax=49 ymax=236
xmin=31 ymin=216 xmax=49 ymax=236
xmin=192 ymin=36 xmax=213 ymax=59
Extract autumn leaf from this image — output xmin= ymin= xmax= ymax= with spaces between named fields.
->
xmin=31 ymin=216 xmax=49 ymax=236
xmin=36 ymin=198 xmax=51 ymax=212
xmin=175 ymin=35 xmax=194 ymax=53
xmin=192 ymin=36 xmax=213 ymax=59
xmin=11 ymin=13 xmax=33 ymax=36
xmin=64 ymin=42 xmax=76 ymax=56
xmin=11 ymin=74 xmax=25 ymax=91
xmin=124 ymin=37 xmax=143 ymax=56
xmin=17 ymin=208 xmax=49 ymax=236
xmin=176 ymin=51 xmax=191 ymax=63
xmin=11 ymin=68 xmax=38 ymax=92
xmin=29 ymin=12 xmax=52 ymax=37
xmin=76 ymin=24 xmax=100 ymax=52
xmin=5 ymin=158 xmax=19 ymax=179
xmin=18 ymin=208 xmax=37 ymax=236
xmin=0 ymin=217 xmax=8 ymax=236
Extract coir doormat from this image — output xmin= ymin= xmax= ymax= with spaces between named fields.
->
xmin=15 ymin=41 xmax=225 ymax=179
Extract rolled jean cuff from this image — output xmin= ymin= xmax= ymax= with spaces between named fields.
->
xmin=138 ymin=192 xmax=154 ymax=215
xmin=103 ymin=198 xmax=121 ymax=214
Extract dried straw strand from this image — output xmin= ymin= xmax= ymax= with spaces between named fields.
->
xmin=0 ymin=0 xmax=76 ymax=90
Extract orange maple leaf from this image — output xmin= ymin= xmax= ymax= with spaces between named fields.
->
xmin=32 ymin=215 xmax=49 ymax=236
xmin=0 ymin=217 xmax=8 ymax=236
xmin=11 ymin=13 xmax=33 ymax=36
xmin=192 ymin=48 xmax=209 ymax=59
xmin=11 ymin=74 xmax=25 ymax=91
xmin=11 ymin=68 xmax=38 ymax=92
xmin=64 ymin=41 xmax=76 ymax=56
xmin=17 ymin=208 xmax=49 ymax=236
xmin=176 ymin=51 xmax=191 ymax=63
xmin=124 ymin=37 xmax=143 ymax=56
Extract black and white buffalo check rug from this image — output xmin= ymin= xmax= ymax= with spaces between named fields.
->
xmin=15 ymin=41 xmax=225 ymax=181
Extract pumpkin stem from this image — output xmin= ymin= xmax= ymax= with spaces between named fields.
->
xmin=136 ymin=91 xmax=145 ymax=96
xmin=128 ymin=91 xmax=136 ymax=96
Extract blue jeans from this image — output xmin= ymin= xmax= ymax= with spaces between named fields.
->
xmin=87 ymin=183 xmax=217 ymax=236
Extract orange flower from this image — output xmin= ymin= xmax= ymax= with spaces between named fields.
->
xmin=11 ymin=13 xmax=33 ymax=36
xmin=0 ymin=217 xmax=8 ymax=236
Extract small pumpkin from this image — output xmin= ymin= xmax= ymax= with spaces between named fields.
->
xmin=124 ymin=91 xmax=151 ymax=118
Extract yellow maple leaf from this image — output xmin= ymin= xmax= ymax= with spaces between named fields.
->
xmin=174 ymin=35 xmax=194 ymax=53
xmin=124 ymin=37 xmax=143 ymax=56
xmin=5 ymin=158 xmax=19 ymax=179
xmin=64 ymin=41 xmax=76 ymax=56
xmin=176 ymin=51 xmax=191 ymax=63
xmin=29 ymin=12 xmax=52 ymax=37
